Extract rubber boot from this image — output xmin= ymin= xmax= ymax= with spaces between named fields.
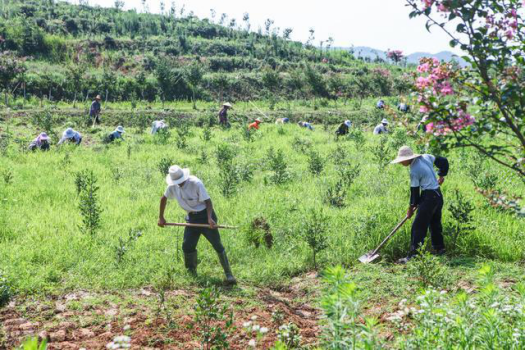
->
xmin=184 ymin=251 xmax=198 ymax=276
xmin=217 ymin=251 xmax=237 ymax=285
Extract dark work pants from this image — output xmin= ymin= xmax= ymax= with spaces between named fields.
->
xmin=411 ymin=189 xmax=445 ymax=254
xmin=182 ymin=209 xmax=225 ymax=254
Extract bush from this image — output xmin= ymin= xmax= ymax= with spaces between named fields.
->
xmin=307 ymin=150 xmax=325 ymax=175
xmin=194 ymin=286 xmax=233 ymax=350
xmin=266 ymin=148 xmax=290 ymax=185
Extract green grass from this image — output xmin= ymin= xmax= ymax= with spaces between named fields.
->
xmin=0 ymin=115 xmax=524 ymax=297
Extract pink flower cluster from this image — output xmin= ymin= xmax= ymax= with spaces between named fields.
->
xmin=420 ymin=0 xmax=450 ymax=12
xmin=373 ymin=67 xmax=391 ymax=78
xmin=485 ymin=7 xmax=520 ymax=40
xmin=425 ymin=109 xmax=475 ymax=136
xmin=416 ymin=57 xmax=454 ymax=99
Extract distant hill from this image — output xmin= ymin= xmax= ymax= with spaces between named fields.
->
xmin=339 ymin=46 xmax=468 ymax=67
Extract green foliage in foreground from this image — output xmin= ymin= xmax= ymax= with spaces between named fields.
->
xmin=0 ymin=120 xmax=524 ymax=296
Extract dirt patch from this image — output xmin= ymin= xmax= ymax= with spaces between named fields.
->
xmin=0 ymin=274 xmax=321 ymax=350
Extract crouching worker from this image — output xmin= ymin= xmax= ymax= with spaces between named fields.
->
xmin=391 ymin=146 xmax=449 ymax=264
xmin=107 ymin=126 xmax=125 ymax=143
xmin=248 ymin=118 xmax=262 ymax=130
xmin=335 ymin=120 xmax=351 ymax=139
xmin=28 ymin=132 xmax=51 ymax=151
xmin=58 ymin=128 xmax=82 ymax=146
xmin=158 ymin=166 xmax=237 ymax=285
xmin=151 ymin=120 xmax=167 ymax=135
xmin=275 ymin=118 xmax=290 ymax=124
xmin=298 ymin=121 xmax=314 ymax=131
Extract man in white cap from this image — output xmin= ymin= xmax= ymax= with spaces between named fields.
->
xmin=335 ymin=120 xmax=352 ymax=139
xmin=158 ymin=166 xmax=236 ymax=284
xmin=218 ymin=103 xmax=232 ymax=128
xmin=391 ymin=146 xmax=449 ymax=263
xmin=28 ymin=132 xmax=51 ymax=151
xmin=151 ymin=120 xmax=168 ymax=135
xmin=107 ymin=126 xmax=125 ymax=143
xmin=373 ymin=119 xmax=389 ymax=135
xmin=58 ymin=128 xmax=82 ymax=145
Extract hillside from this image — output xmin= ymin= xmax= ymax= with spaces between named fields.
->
xmin=0 ymin=0 xmax=411 ymax=106
xmin=349 ymin=46 xmax=468 ymax=67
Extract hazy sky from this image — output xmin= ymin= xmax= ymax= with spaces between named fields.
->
xmin=67 ymin=0 xmax=461 ymax=55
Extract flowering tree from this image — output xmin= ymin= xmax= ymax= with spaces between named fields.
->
xmin=0 ymin=51 xmax=26 ymax=106
xmin=408 ymin=0 xmax=525 ymax=179
xmin=387 ymin=49 xmax=405 ymax=64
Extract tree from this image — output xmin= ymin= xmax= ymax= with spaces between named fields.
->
xmin=408 ymin=0 xmax=525 ymax=180
xmin=0 ymin=51 xmax=25 ymax=106
xmin=386 ymin=49 xmax=404 ymax=64
xmin=185 ymin=63 xmax=203 ymax=109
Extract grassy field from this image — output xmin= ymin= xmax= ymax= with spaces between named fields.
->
xmin=1 ymin=110 xmax=524 ymax=349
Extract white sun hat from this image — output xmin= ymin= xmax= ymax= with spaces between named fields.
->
xmin=115 ymin=126 xmax=125 ymax=133
xmin=381 ymin=119 xmax=389 ymax=124
xmin=166 ymin=165 xmax=190 ymax=186
xmin=223 ymin=102 xmax=233 ymax=108
xmin=344 ymin=120 xmax=351 ymax=127
xmin=255 ymin=118 xmax=262 ymax=122
xmin=390 ymin=146 xmax=421 ymax=164
xmin=64 ymin=128 xmax=75 ymax=138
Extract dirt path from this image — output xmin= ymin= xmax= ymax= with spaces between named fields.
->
xmin=0 ymin=273 xmax=321 ymax=350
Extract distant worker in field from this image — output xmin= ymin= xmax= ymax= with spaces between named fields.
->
xmin=391 ymin=146 xmax=449 ymax=264
xmin=373 ymin=119 xmax=389 ymax=135
xmin=335 ymin=120 xmax=352 ymax=139
xmin=58 ymin=128 xmax=82 ymax=146
xmin=298 ymin=121 xmax=314 ymax=131
xmin=275 ymin=117 xmax=290 ymax=124
xmin=158 ymin=165 xmax=237 ymax=285
xmin=28 ymin=132 xmax=51 ymax=151
xmin=90 ymin=95 xmax=102 ymax=126
xmin=151 ymin=120 xmax=168 ymax=135
xmin=107 ymin=126 xmax=125 ymax=143
xmin=218 ymin=102 xmax=232 ymax=128
xmin=376 ymin=99 xmax=385 ymax=109
xmin=397 ymin=102 xmax=410 ymax=113
xmin=248 ymin=118 xmax=262 ymax=130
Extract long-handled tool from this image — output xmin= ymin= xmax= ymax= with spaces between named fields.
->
xmin=358 ymin=216 xmax=409 ymax=264
xmin=165 ymin=223 xmax=238 ymax=230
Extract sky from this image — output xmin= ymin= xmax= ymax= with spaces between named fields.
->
xmin=66 ymin=0 xmax=462 ymax=55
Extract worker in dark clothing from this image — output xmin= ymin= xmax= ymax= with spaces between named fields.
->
xmin=391 ymin=146 xmax=449 ymax=263
xmin=218 ymin=103 xmax=232 ymax=128
xmin=335 ymin=120 xmax=351 ymax=139
xmin=90 ymin=95 xmax=102 ymax=126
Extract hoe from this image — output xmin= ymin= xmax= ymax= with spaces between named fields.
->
xmin=358 ymin=215 xmax=409 ymax=264
xmin=165 ymin=222 xmax=238 ymax=230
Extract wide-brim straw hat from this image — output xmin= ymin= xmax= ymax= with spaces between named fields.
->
xmin=223 ymin=102 xmax=233 ymax=108
xmin=116 ymin=126 xmax=125 ymax=133
xmin=64 ymin=128 xmax=75 ymax=138
xmin=255 ymin=118 xmax=262 ymax=123
xmin=166 ymin=165 xmax=190 ymax=186
xmin=344 ymin=120 xmax=351 ymax=127
xmin=96 ymin=95 xmax=102 ymax=100
xmin=382 ymin=118 xmax=389 ymax=124
xmin=391 ymin=146 xmax=421 ymax=164
xmin=39 ymin=132 xmax=50 ymax=140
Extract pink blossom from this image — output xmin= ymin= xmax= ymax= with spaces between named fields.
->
xmin=437 ymin=3 xmax=448 ymax=12
xmin=420 ymin=105 xmax=430 ymax=113
xmin=439 ymin=82 xmax=454 ymax=95
xmin=505 ymin=29 xmax=514 ymax=39
xmin=417 ymin=62 xmax=431 ymax=73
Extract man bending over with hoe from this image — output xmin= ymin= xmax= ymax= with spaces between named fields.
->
xmin=391 ymin=146 xmax=449 ymax=264
xmin=158 ymin=165 xmax=237 ymax=285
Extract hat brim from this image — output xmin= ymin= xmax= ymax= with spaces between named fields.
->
xmin=390 ymin=154 xmax=421 ymax=164
xmin=165 ymin=168 xmax=190 ymax=186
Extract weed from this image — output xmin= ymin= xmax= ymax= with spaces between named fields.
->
xmin=447 ymin=189 xmax=475 ymax=250
xmin=111 ymin=167 xmax=123 ymax=184
xmin=2 ymin=169 xmax=13 ymax=185
xmin=20 ymin=337 xmax=47 ymax=350
xmin=244 ymin=217 xmax=273 ymax=249
xmin=308 ymin=150 xmax=325 ymax=175
xmin=277 ymin=323 xmax=301 ymax=349
xmin=321 ymin=266 xmax=379 ymax=350
xmin=194 ymin=286 xmax=233 ymax=350
xmin=157 ymin=157 xmax=174 ymax=177
xmin=301 ymin=209 xmax=329 ymax=269
xmin=271 ymin=309 xmax=285 ymax=325
xmin=292 ymin=136 xmax=312 ymax=153
xmin=114 ymin=229 xmax=143 ymax=265
xmin=78 ymin=170 xmax=102 ymax=236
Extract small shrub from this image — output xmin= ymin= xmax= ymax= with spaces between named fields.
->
xmin=216 ymin=144 xmax=235 ymax=165
xmin=325 ymin=180 xmax=347 ymax=208
xmin=292 ymin=136 xmax=312 ymax=153
xmin=201 ymin=126 xmax=212 ymax=142
xmin=157 ymin=157 xmax=174 ymax=177
xmin=370 ymin=136 xmax=391 ymax=168
xmin=407 ymin=249 xmax=450 ymax=288
xmin=447 ymin=189 xmax=475 ymax=250
xmin=389 ymin=128 xmax=408 ymax=150
xmin=219 ymin=162 xmax=240 ymax=197
xmin=78 ymin=170 xmax=102 ymax=236
xmin=32 ymin=109 xmax=54 ymax=135
xmin=194 ymin=286 xmax=233 ymax=350
xmin=154 ymin=128 xmax=171 ymax=145
xmin=267 ymin=148 xmax=290 ymax=184
xmin=347 ymin=129 xmax=365 ymax=149
xmin=301 ymin=209 xmax=329 ymax=269
xmin=197 ymin=150 xmax=208 ymax=165
xmin=0 ymin=270 xmax=11 ymax=308
xmin=176 ymin=124 xmax=189 ymax=149
xmin=307 ymin=150 xmax=325 ymax=175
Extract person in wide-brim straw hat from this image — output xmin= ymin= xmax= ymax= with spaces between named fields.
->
xmin=90 ymin=95 xmax=103 ymax=126
xmin=392 ymin=146 xmax=450 ymax=264
xmin=374 ymin=118 xmax=389 ymax=135
xmin=158 ymin=165 xmax=237 ymax=285
xmin=107 ymin=126 xmax=125 ymax=143
xmin=218 ymin=103 xmax=233 ymax=128
xmin=335 ymin=120 xmax=352 ymax=139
